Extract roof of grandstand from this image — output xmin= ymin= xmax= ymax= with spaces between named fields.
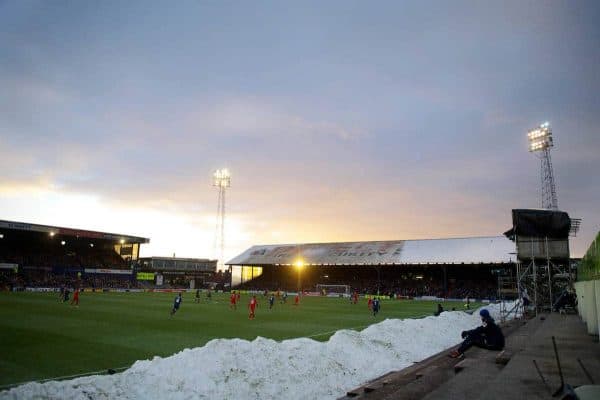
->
xmin=226 ymin=236 xmax=516 ymax=266
xmin=140 ymin=256 xmax=214 ymax=262
xmin=0 ymin=219 xmax=150 ymax=244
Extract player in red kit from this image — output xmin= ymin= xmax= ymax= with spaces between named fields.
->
xmin=294 ymin=293 xmax=300 ymax=306
xmin=70 ymin=288 xmax=80 ymax=307
xmin=230 ymin=291 xmax=237 ymax=310
xmin=248 ymin=295 xmax=258 ymax=319
xmin=367 ymin=297 xmax=373 ymax=310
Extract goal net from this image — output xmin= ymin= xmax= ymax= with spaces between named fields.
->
xmin=316 ymin=284 xmax=351 ymax=297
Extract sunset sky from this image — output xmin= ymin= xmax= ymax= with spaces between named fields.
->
xmin=1 ymin=1 xmax=599 ymax=264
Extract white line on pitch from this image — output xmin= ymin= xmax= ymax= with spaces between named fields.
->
xmin=301 ymin=313 xmax=433 ymax=339
xmin=305 ymin=324 xmax=371 ymax=339
xmin=0 ymin=366 xmax=130 ymax=390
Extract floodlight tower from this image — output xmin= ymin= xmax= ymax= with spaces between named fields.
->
xmin=527 ymin=122 xmax=558 ymax=210
xmin=213 ymin=168 xmax=231 ymax=270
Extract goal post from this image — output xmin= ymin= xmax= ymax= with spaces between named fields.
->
xmin=316 ymin=284 xmax=351 ymax=297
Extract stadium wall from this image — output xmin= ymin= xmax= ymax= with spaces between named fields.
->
xmin=574 ymin=231 xmax=600 ymax=336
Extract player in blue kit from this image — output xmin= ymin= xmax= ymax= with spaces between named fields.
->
xmin=269 ymin=294 xmax=275 ymax=309
xmin=170 ymin=292 xmax=182 ymax=316
xmin=372 ymin=298 xmax=380 ymax=317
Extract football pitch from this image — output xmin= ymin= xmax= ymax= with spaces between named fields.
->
xmin=0 ymin=291 xmax=477 ymax=387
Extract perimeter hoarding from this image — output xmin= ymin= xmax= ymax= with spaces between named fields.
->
xmin=136 ymin=272 xmax=155 ymax=281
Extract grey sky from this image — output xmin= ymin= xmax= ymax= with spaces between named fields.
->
xmin=1 ymin=0 xmax=598 ymax=258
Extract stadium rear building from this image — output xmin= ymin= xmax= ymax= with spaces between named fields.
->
xmin=138 ymin=256 xmax=217 ymax=288
xmin=226 ymin=236 xmax=518 ymax=300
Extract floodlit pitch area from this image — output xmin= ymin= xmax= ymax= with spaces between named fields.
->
xmin=0 ymin=291 xmax=477 ymax=387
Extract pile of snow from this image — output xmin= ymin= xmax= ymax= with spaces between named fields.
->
xmin=1 ymin=303 xmax=515 ymax=400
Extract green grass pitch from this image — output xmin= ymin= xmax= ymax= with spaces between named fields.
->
xmin=0 ymin=291 xmax=477 ymax=387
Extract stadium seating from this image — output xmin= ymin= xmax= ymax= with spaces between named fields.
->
xmin=234 ymin=266 xmax=498 ymax=299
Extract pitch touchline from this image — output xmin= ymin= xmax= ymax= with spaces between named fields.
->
xmin=0 ymin=366 xmax=130 ymax=390
xmin=305 ymin=324 xmax=370 ymax=338
xmin=302 ymin=313 xmax=432 ymax=339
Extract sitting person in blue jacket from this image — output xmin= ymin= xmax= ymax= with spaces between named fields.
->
xmin=449 ymin=309 xmax=505 ymax=358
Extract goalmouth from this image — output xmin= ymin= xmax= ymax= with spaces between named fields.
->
xmin=316 ymin=284 xmax=351 ymax=297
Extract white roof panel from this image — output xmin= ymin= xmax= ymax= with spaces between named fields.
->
xmin=226 ymin=236 xmax=516 ymax=266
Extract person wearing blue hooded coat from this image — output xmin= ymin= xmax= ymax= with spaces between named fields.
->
xmin=449 ymin=309 xmax=504 ymax=358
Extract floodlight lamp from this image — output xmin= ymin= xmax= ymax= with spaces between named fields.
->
xmin=0 ymin=234 xmax=4 ymax=239
xmin=61 ymin=240 xmax=66 ymax=246
xmin=90 ymin=243 xmax=94 ymax=248
xmin=527 ymin=127 xmax=550 ymax=140
xmin=528 ymin=137 xmax=553 ymax=152
xmin=213 ymin=168 xmax=231 ymax=188
xmin=527 ymin=122 xmax=553 ymax=152
xmin=528 ymin=129 xmax=548 ymax=140
xmin=120 ymin=239 xmax=125 ymax=244
xmin=294 ymin=259 xmax=305 ymax=269
xmin=49 ymin=231 xmax=55 ymax=237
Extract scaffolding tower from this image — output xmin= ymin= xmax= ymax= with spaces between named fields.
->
xmin=506 ymin=209 xmax=572 ymax=316
xmin=497 ymin=273 xmax=520 ymax=323
xmin=515 ymin=237 xmax=571 ymax=315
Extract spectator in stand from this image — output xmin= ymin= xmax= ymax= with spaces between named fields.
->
xmin=449 ymin=309 xmax=504 ymax=359
xmin=521 ymin=288 xmax=531 ymax=309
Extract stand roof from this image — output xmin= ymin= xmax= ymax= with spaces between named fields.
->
xmin=227 ymin=236 xmax=515 ymax=266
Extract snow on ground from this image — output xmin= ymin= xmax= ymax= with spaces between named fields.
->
xmin=1 ymin=303 xmax=515 ymax=400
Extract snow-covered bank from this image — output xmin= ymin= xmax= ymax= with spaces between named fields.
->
xmin=1 ymin=303 xmax=514 ymax=400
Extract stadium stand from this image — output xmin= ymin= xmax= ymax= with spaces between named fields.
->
xmin=234 ymin=267 xmax=497 ymax=299
xmin=228 ymin=237 xmax=515 ymax=300
xmin=0 ymin=219 xmax=225 ymax=291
